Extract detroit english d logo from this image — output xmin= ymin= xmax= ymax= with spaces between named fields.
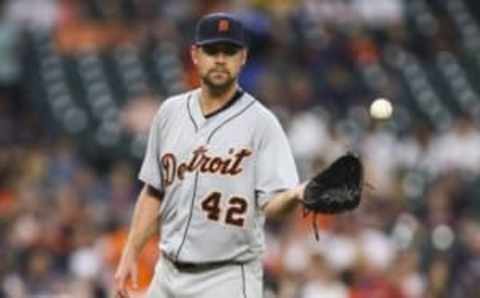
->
xmin=218 ymin=19 xmax=229 ymax=32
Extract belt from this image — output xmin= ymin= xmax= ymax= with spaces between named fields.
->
xmin=163 ymin=252 xmax=244 ymax=271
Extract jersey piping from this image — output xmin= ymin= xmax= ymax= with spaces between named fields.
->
xmin=207 ymin=100 xmax=256 ymax=143
xmin=175 ymin=170 xmax=200 ymax=261
xmin=186 ymin=94 xmax=198 ymax=132
xmin=241 ymin=264 xmax=247 ymax=298
xmin=174 ymin=96 xmax=256 ymax=262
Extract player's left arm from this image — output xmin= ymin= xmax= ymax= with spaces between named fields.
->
xmin=261 ymin=183 xmax=305 ymax=220
xmin=255 ymin=110 xmax=301 ymax=220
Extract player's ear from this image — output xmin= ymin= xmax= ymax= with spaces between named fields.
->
xmin=191 ymin=45 xmax=199 ymax=65
xmin=241 ymin=48 xmax=248 ymax=66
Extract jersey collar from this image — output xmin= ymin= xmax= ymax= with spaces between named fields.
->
xmin=188 ymin=88 xmax=253 ymax=130
xmin=204 ymin=89 xmax=244 ymax=119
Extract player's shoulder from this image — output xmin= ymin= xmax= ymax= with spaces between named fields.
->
xmin=240 ymin=93 xmax=286 ymax=140
xmin=244 ymin=93 xmax=282 ymax=126
xmin=158 ymin=89 xmax=197 ymax=114
xmin=242 ymin=92 xmax=277 ymax=120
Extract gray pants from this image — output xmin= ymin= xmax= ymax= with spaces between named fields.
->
xmin=145 ymin=255 xmax=263 ymax=298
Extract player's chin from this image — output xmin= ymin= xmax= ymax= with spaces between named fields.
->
xmin=204 ymin=75 xmax=234 ymax=89
xmin=211 ymin=79 xmax=231 ymax=87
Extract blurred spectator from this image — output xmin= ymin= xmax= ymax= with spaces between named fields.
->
xmin=300 ymin=253 xmax=348 ymax=298
xmin=5 ymin=0 xmax=59 ymax=30
xmin=0 ymin=13 xmax=20 ymax=86
xmin=450 ymin=217 xmax=480 ymax=298
xmin=352 ymin=0 xmax=404 ymax=28
xmin=427 ymin=116 xmax=480 ymax=175
xmin=121 ymin=94 xmax=161 ymax=135
xmin=107 ymin=161 xmax=136 ymax=220
xmin=425 ymin=255 xmax=449 ymax=298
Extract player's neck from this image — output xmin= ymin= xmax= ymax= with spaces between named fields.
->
xmin=199 ymin=84 xmax=238 ymax=115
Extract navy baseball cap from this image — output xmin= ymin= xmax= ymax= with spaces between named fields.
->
xmin=195 ymin=12 xmax=247 ymax=48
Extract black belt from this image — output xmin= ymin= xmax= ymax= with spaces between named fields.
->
xmin=163 ymin=252 xmax=244 ymax=271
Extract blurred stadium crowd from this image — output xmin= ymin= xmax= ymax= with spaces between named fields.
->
xmin=2 ymin=0 xmax=480 ymax=297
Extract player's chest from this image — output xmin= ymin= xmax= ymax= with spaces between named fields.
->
xmin=159 ymin=115 xmax=255 ymax=187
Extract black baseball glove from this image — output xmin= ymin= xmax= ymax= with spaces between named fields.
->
xmin=302 ymin=152 xmax=364 ymax=240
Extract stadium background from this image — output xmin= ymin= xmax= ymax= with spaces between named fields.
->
xmin=2 ymin=0 xmax=480 ymax=297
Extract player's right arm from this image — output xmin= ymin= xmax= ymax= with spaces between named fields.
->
xmin=114 ymin=101 xmax=167 ymax=297
xmin=114 ymin=184 xmax=163 ymax=298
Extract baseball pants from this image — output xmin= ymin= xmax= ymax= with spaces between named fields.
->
xmin=145 ymin=254 xmax=263 ymax=298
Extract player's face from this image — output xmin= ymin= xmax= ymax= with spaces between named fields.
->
xmin=191 ymin=43 xmax=247 ymax=92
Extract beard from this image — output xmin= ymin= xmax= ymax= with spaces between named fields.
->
xmin=201 ymin=69 xmax=236 ymax=96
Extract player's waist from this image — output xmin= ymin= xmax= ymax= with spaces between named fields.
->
xmin=162 ymin=251 xmax=248 ymax=272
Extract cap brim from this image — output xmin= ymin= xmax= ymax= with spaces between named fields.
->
xmin=196 ymin=38 xmax=245 ymax=48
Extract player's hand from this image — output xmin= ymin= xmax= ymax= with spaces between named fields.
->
xmin=114 ymin=253 xmax=138 ymax=298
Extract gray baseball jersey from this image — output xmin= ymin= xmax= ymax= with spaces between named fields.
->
xmin=139 ymin=88 xmax=298 ymax=264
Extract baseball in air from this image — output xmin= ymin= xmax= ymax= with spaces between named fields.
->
xmin=369 ymin=98 xmax=393 ymax=119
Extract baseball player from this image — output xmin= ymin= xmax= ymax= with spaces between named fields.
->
xmin=114 ymin=12 xmax=305 ymax=298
